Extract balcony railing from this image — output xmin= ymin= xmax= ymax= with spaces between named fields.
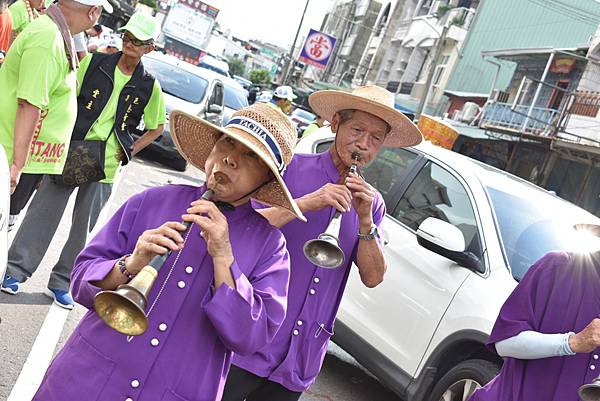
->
xmin=480 ymin=102 xmax=560 ymax=135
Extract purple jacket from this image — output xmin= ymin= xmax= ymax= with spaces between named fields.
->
xmin=234 ymin=151 xmax=386 ymax=391
xmin=33 ymin=184 xmax=290 ymax=401
xmin=469 ymin=251 xmax=600 ymax=401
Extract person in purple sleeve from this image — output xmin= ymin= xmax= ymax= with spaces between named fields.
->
xmin=468 ymin=224 xmax=600 ymax=401
xmin=31 ymin=103 xmax=305 ymax=401
xmin=222 ymin=86 xmax=423 ymax=400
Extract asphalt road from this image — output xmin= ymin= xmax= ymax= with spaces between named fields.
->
xmin=0 ymin=150 xmax=403 ymax=401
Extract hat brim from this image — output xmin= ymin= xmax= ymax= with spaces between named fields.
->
xmin=574 ymin=224 xmax=600 ymax=237
xmin=169 ymin=110 xmax=306 ymax=222
xmin=119 ymin=26 xmax=153 ymax=42
xmin=309 ymin=90 xmax=422 ymax=148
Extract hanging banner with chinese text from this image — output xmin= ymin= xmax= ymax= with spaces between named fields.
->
xmin=299 ymin=29 xmax=337 ymax=70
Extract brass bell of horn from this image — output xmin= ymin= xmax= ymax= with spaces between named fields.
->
xmin=302 ymin=153 xmax=361 ymax=269
xmin=579 ymin=377 xmax=600 ymax=401
xmin=93 ymin=189 xmax=215 ymax=336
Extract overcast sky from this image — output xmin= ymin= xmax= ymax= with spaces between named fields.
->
xmin=212 ymin=0 xmax=335 ymax=49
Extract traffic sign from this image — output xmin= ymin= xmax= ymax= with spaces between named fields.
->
xmin=299 ymin=29 xmax=337 ymax=70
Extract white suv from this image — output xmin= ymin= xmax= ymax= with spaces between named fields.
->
xmin=296 ymin=129 xmax=600 ymax=401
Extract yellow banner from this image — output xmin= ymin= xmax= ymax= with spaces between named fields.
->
xmin=417 ymin=115 xmax=459 ymax=150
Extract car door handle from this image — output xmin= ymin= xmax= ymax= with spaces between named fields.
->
xmin=382 ymin=231 xmax=390 ymax=247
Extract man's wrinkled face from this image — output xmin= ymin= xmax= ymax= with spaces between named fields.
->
xmin=331 ymin=110 xmax=388 ymax=167
xmin=204 ymin=135 xmax=271 ymax=203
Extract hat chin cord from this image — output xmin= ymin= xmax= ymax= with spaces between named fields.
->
xmin=212 ymin=177 xmax=275 ymax=210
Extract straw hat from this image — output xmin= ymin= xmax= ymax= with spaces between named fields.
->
xmin=169 ymin=103 xmax=306 ymax=222
xmin=309 ymin=85 xmax=423 ymax=148
xmin=574 ymin=224 xmax=600 ymax=237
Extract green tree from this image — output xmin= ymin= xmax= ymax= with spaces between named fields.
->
xmin=249 ymin=69 xmax=271 ymax=85
xmin=228 ymin=59 xmax=246 ymax=77
xmin=138 ymin=0 xmax=157 ymax=9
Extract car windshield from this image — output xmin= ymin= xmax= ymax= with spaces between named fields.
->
xmin=224 ymin=84 xmax=249 ymax=110
xmin=482 ymin=167 xmax=600 ymax=280
xmin=143 ymin=57 xmax=208 ymax=104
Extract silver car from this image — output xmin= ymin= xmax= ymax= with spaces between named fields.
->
xmin=137 ymin=52 xmax=226 ymax=171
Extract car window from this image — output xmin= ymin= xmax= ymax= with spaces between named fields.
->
xmin=314 ymin=139 xmax=333 ymax=154
xmin=393 ymin=161 xmax=483 ymax=258
xmin=363 ymin=148 xmax=418 ymax=207
xmin=224 ymin=84 xmax=249 ymax=110
xmin=143 ymin=57 xmax=208 ymax=104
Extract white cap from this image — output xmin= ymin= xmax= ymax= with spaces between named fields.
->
xmin=273 ymin=85 xmax=297 ymax=101
xmin=74 ymin=0 xmax=113 ymax=13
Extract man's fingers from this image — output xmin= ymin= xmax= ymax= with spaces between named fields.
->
xmin=147 ymin=233 xmax=181 ymax=251
xmin=158 ymin=225 xmax=185 ymax=244
xmin=143 ymin=242 xmax=169 ymax=255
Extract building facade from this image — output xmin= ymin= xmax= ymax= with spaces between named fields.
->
xmin=320 ymin=0 xmax=383 ymax=85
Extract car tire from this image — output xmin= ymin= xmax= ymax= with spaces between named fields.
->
xmin=169 ymin=157 xmax=188 ymax=172
xmin=428 ymin=359 xmax=500 ymax=401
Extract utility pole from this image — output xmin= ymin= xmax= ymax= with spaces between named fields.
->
xmin=282 ymin=0 xmax=310 ymax=85
xmin=414 ymin=23 xmax=449 ymax=122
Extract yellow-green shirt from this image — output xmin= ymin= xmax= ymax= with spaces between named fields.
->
xmin=302 ymin=122 xmax=320 ymax=138
xmin=76 ymin=53 xmax=166 ymax=183
xmin=8 ymin=0 xmax=37 ymax=34
xmin=0 ymin=14 xmax=77 ymax=174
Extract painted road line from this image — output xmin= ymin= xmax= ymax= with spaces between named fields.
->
xmin=7 ymin=304 xmax=69 ymax=401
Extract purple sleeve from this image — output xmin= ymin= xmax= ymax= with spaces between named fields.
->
xmin=486 ymin=251 xmax=570 ymax=352
xmin=204 ymin=231 xmax=290 ymax=355
xmin=70 ymin=192 xmax=144 ymax=309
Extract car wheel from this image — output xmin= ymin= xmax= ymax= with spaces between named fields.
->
xmin=428 ymin=359 xmax=500 ymax=401
xmin=169 ymin=157 xmax=188 ymax=172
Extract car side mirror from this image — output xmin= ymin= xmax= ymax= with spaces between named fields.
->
xmin=207 ymin=104 xmax=223 ymax=114
xmin=416 ymin=217 xmax=484 ymax=273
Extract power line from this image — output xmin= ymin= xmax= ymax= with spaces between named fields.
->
xmin=546 ymin=0 xmax=600 ymax=20
xmin=524 ymin=0 xmax=600 ymax=26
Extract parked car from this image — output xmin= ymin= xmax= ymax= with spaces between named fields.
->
xmin=296 ymin=128 xmax=600 ymax=401
xmin=136 ymin=51 xmax=225 ymax=171
xmin=198 ymin=54 xmax=230 ymax=77
xmin=221 ymin=77 xmax=249 ymax=125
xmin=0 ymin=146 xmax=9 ymax=282
xmin=290 ymin=107 xmax=316 ymax=137
xmin=233 ymin=75 xmax=253 ymax=91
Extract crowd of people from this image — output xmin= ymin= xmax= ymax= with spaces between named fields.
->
xmin=1 ymin=2 xmax=600 ymax=401
xmin=0 ymin=2 xmax=165 ymax=308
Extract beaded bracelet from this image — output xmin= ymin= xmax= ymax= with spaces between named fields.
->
xmin=117 ymin=254 xmax=134 ymax=280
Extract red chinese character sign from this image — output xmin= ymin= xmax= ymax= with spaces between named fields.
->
xmin=299 ymin=29 xmax=336 ymax=69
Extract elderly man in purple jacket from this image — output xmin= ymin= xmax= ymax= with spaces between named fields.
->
xmin=31 ymin=103 xmax=306 ymax=401
xmin=222 ymin=86 xmax=423 ymax=400
xmin=469 ymin=224 xmax=600 ymax=401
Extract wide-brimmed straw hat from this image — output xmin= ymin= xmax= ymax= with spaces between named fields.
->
xmin=574 ymin=224 xmax=600 ymax=237
xmin=309 ymin=85 xmax=423 ymax=148
xmin=170 ymin=103 xmax=306 ymax=222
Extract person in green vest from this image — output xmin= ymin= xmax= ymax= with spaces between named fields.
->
xmin=2 ymin=11 xmax=165 ymax=310
xmin=269 ymin=85 xmax=296 ymax=115
xmin=1 ymin=0 xmax=112 ymax=208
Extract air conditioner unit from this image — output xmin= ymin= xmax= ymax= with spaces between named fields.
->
xmin=458 ymin=102 xmax=480 ymax=123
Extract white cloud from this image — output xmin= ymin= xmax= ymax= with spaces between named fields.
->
xmin=211 ymin=0 xmax=335 ymax=49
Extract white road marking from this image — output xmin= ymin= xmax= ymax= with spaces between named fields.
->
xmin=7 ymin=304 xmax=70 ymax=401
